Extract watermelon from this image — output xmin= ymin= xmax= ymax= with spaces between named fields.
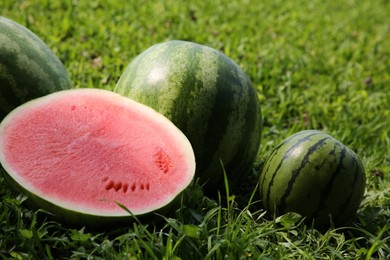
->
xmin=259 ymin=130 xmax=366 ymax=228
xmin=0 ymin=16 xmax=72 ymax=119
xmin=114 ymin=40 xmax=262 ymax=189
xmin=0 ymin=88 xmax=195 ymax=226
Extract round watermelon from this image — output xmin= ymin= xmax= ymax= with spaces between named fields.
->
xmin=0 ymin=16 xmax=72 ymax=119
xmin=0 ymin=88 xmax=195 ymax=226
xmin=259 ymin=130 xmax=366 ymax=228
xmin=114 ymin=40 xmax=262 ymax=189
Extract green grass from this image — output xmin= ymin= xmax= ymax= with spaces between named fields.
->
xmin=1 ymin=0 xmax=389 ymax=259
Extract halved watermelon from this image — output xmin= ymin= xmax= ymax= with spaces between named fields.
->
xmin=0 ymin=88 xmax=195 ymax=226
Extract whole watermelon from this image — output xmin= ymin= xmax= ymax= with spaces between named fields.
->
xmin=259 ymin=130 xmax=366 ymax=228
xmin=115 ymin=40 xmax=262 ymax=189
xmin=0 ymin=16 xmax=72 ymax=119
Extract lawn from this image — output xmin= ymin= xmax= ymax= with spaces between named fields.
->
xmin=1 ymin=0 xmax=389 ymax=259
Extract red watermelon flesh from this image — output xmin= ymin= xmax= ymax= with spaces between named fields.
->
xmin=0 ymin=88 xmax=195 ymax=218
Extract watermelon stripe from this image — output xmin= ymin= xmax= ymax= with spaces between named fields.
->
xmin=262 ymin=131 xmax=321 ymax=210
xmin=333 ymin=152 xmax=365 ymax=223
xmin=217 ymin=65 xmax=251 ymax=163
xmin=197 ymin=52 xmax=260 ymax=181
xmin=0 ymin=63 xmax=17 ymax=112
xmin=259 ymin=136 xmax=291 ymax=200
xmin=225 ymin=78 xmax=261 ymax=178
xmin=183 ymin=44 xmax=219 ymax=151
xmin=277 ymin=136 xmax=330 ymax=213
xmin=157 ymin=42 xmax=193 ymax=119
xmin=313 ymin=141 xmax=339 ymax=171
xmin=311 ymin=142 xmax=346 ymax=219
xmin=196 ymin=55 xmax=238 ymax=175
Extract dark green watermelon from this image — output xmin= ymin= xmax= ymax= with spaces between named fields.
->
xmin=260 ymin=130 xmax=366 ymax=228
xmin=115 ymin=40 xmax=262 ymax=189
xmin=0 ymin=16 xmax=72 ymax=119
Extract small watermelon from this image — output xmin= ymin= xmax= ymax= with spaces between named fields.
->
xmin=259 ymin=130 xmax=366 ymax=228
xmin=0 ymin=16 xmax=72 ymax=119
xmin=115 ymin=40 xmax=262 ymax=189
xmin=0 ymin=88 xmax=195 ymax=226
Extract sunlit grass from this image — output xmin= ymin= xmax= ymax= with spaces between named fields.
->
xmin=1 ymin=0 xmax=389 ymax=258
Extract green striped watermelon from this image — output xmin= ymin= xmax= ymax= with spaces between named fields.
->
xmin=0 ymin=16 xmax=72 ymax=119
xmin=115 ymin=40 xmax=262 ymax=189
xmin=259 ymin=130 xmax=366 ymax=228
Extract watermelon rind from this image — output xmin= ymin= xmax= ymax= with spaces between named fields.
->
xmin=115 ymin=40 xmax=262 ymax=190
xmin=0 ymin=16 xmax=72 ymax=119
xmin=0 ymin=88 xmax=196 ymax=227
xmin=259 ymin=130 xmax=366 ymax=228
xmin=0 ymin=167 xmax=180 ymax=227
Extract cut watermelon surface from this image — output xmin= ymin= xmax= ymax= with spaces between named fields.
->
xmin=0 ymin=88 xmax=195 ymax=220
